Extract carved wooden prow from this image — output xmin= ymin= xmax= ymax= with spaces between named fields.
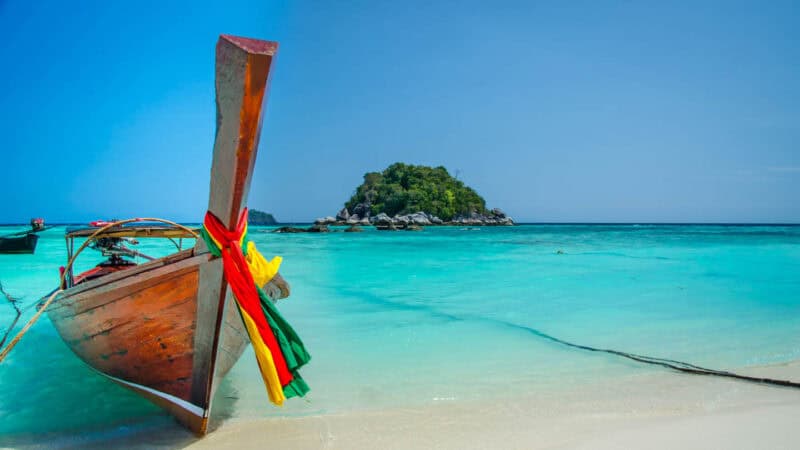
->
xmin=189 ymin=35 xmax=278 ymax=435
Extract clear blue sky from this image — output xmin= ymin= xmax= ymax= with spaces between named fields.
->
xmin=1 ymin=1 xmax=798 ymax=223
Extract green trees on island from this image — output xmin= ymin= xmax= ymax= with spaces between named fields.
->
xmin=345 ymin=163 xmax=487 ymax=220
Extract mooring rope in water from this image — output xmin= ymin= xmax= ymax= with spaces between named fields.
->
xmin=347 ymin=286 xmax=800 ymax=392
xmin=0 ymin=218 xmax=198 ymax=364
xmin=510 ymin=322 xmax=800 ymax=389
xmin=0 ymin=288 xmax=61 ymax=363
xmin=0 ymin=281 xmax=23 ymax=348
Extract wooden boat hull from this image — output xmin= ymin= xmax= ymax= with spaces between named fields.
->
xmin=43 ymin=34 xmax=281 ymax=435
xmin=0 ymin=233 xmax=38 ymax=254
xmin=47 ymin=249 xmax=250 ymax=431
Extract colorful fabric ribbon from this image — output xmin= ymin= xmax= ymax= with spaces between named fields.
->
xmin=201 ymin=208 xmax=310 ymax=405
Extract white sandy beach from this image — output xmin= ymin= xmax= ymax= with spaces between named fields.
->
xmin=180 ymin=361 xmax=800 ymax=450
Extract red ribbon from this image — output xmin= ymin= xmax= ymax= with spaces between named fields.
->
xmin=203 ymin=208 xmax=293 ymax=385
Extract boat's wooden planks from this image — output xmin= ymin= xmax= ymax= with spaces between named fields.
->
xmin=214 ymin=302 xmax=250 ymax=382
xmin=51 ymin=253 xmax=204 ymax=316
xmin=206 ymin=35 xmax=277 ymax=227
xmin=49 ymin=262 xmax=250 ymax=403
xmin=50 ymin=267 xmax=199 ymax=399
xmin=61 ymin=248 xmax=197 ymax=296
xmin=190 ymin=258 xmax=227 ymax=415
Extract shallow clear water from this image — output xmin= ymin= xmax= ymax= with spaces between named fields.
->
xmin=0 ymin=224 xmax=799 ymax=443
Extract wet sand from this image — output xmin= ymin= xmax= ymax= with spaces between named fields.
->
xmin=184 ymin=362 xmax=800 ymax=450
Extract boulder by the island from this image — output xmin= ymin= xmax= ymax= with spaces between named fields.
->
xmin=344 ymin=225 xmax=363 ymax=232
xmin=406 ymin=224 xmax=423 ymax=231
xmin=490 ymin=208 xmax=506 ymax=219
xmin=336 ymin=207 xmax=350 ymax=221
xmin=346 ymin=214 xmax=360 ymax=225
xmin=409 ymin=212 xmax=431 ymax=225
xmin=274 ymin=226 xmax=307 ymax=233
xmin=375 ymin=223 xmax=397 ymax=231
xmin=308 ymin=224 xmax=330 ymax=233
xmin=455 ymin=215 xmax=483 ymax=225
xmin=430 ymin=216 xmax=443 ymax=225
xmin=393 ymin=215 xmax=410 ymax=225
xmin=315 ymin=216 xmax=336 ymax=225
xmin=372 ymin=212 xmax=392 ymax=224
xmin=351 ymin=203 xmax=371 ymax=219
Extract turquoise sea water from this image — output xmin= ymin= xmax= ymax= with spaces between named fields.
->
xmin=0 ymin=224 xmax=799 ymax=446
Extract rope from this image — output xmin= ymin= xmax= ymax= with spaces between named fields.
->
xmin=0 ymin=281 xmax=22 ymax=348
xmin=0 ymin=218 xmax=198 ymax=364
xmin=347 ymin=287 xmax=800 ymax=392
xmin=509 ymin=322 xmax=800 ymax=389
xmin=0 ymin=289 xmax=61 ymax=363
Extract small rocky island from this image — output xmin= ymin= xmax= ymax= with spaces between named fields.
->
xmin=248 ymin=209 xmax=278 ymax=225
xmin=309 ymin=163 xmax=513 ymax=231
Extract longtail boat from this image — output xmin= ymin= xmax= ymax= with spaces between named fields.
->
xmin=41 ymin=35 xmax=309 ymax=435
xmin=0 ymin=219 xmax=47 ymax=254
xmin=0 ymin=233 xmax=39 ymax=254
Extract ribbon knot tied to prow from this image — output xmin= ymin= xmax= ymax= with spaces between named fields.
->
xmin=200 ymin=207 xmax=310 ymax=406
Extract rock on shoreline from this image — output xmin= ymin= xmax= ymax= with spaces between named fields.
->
xmin=314 ymin=207 xmax=514 ymax=229
xmin=274 ymin=207 xmax=514 ymax=233
xmin=272 ymin=208 xmax=513 ymax=234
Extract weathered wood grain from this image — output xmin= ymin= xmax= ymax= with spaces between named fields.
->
xmin=191 ymin=35 xmax=278 ymax=434
xmin=49 ymin=255 xmax=250 ymax=429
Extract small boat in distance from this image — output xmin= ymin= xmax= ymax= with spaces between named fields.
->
xmin=0 ymin=218 xmax=48 ymax=254
xmin=43 ymin=35 xmax=295 ymax=435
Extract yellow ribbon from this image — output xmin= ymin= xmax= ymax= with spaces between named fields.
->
xmin=237 ymin=305 xmax=286 ymax=405
xmin=245 ymin=241 xmax=282 ymax=288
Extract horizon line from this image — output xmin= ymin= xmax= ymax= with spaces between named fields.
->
xmin=1 ymin=222 xmax=799 ymax=227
